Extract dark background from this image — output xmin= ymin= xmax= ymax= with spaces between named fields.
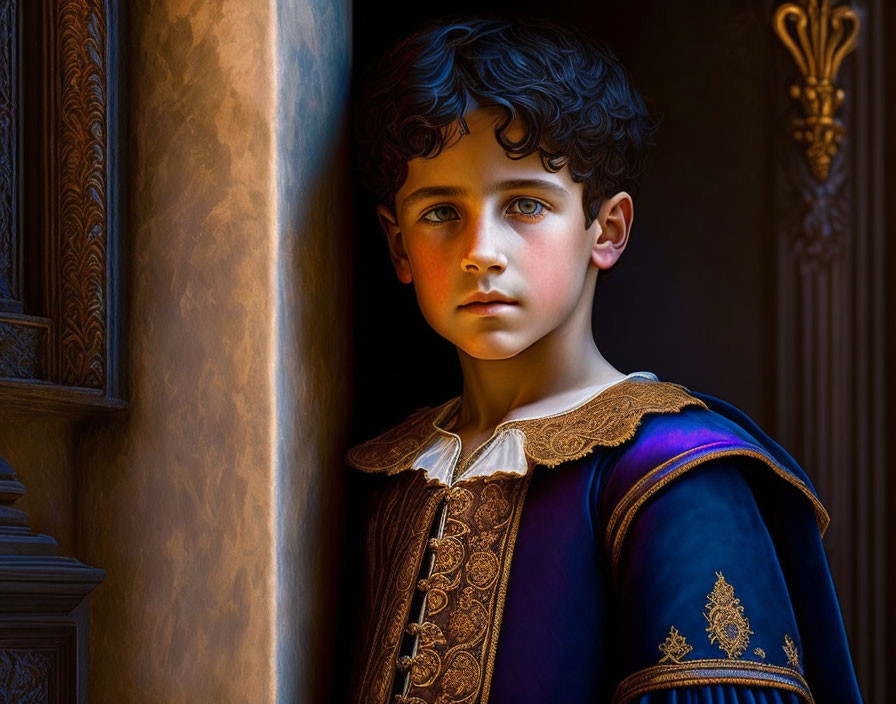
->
xmin=352 ymin=0 xmax=778 ymax=442
xmin=350 ymin=4 xmax=894 ymax=701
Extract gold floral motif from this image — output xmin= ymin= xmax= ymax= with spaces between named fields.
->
xmin=783 ymin=634 xmax=801 ymax=669
xmin=473 ymin=485 xmax=511 ymax=527
xmin=348 ymin=401 xmax=457 ymax=474
xmin=430 ymin=536 xmax=465 ymax=573
xmin=347 ymin=380 xmax=705 ymax=474
xmin=446 ymin=487 xmax=474 ymax=515
xmin=398 ymin=648 xmax=441 ymax=689
xmin=424 ymin=589 xmax=449 ymax=616
xmin=658 ymin=626 xmax=693 ymax=664
xmin=446 ymin=587 xmax=488 ymax=643
xmin=405 ymin=621 xmax=447 ymax=647
xmin=704 ymin=572 xmax=754 ymax=659
xmin=508 ymin=381 xmax=706 ymax=467
xmin=465 ymin=551 xmax=500 ymax=590
xmin=396 ymin=476 xmax=530 ymax=704
xmin=754 ymin=647 xmax=766 ymax=659
xmin=439 ymin=651 xmax=481 ymax=701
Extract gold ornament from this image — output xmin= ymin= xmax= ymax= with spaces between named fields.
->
xmin=704 ymin=572 xmax=754 ymax=659
xmin=773 ymin=1 xmax=860 ymax=181
xmin=782 ymin=633 xmax=802 ymax=669
xmin=658 ymin=626 xmax=694 ymax=664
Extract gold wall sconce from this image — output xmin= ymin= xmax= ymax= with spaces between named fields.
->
xmin=773 ymin=0 xmax=860 ymax=181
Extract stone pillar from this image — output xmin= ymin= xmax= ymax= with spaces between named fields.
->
xmin=75 ymin=1 xmax=351 ymax=701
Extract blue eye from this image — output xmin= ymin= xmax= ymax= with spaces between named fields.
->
xmin=422 ymin=205 xmax=459 ymax=224
xmin=508 ymin=198 xmax=545 ymax=217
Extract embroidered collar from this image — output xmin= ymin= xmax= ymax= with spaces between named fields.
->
xmin=347 ymin=375 xmax=707 ymax=486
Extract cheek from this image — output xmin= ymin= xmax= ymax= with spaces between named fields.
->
xmin=518 ymin=239 xmax=587 ymax=308
xmin=407 ymin=248 xmax=454 ymax=310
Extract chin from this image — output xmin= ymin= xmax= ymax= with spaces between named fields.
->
xmin=456 ymin=335 xmax=532 ymax=361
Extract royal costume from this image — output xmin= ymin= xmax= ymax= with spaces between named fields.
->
xmin=346 ymin=374 xmax=861 ymax=704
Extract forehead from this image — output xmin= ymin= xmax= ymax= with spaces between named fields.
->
xmin=396 ymin=108 xmax=578 ymax=207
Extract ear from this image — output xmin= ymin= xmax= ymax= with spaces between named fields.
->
xmin=589 ymin=191 xmax=633 ymax=270
xmin=377 ymin=204 xmax=413 ymax=284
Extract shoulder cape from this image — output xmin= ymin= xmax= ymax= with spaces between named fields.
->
xmin=600 ymin=392 xmax=860 ymax=704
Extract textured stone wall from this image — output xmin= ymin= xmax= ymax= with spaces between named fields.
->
xmin=72 ymin=0 xmax=351 ymax=701
xmin=75 ymin=2 xmax=278 ymax=700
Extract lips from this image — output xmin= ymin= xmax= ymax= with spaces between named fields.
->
xmin=458 ymin=291 xmax=518 ymax=307
xmin=458 ymin=291 xmax=519 ymax=315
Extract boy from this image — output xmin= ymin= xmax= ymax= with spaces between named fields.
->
xmin=346 ymin=17 xmax=861 ymax=704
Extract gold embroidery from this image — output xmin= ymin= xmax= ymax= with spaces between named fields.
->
xmin=347 ymin=380 xmax=705 ymax=475
xmin=704 ymin=572 xmax=753 ymax=659
xmin=429 ymin=536 xmax=465 ymax=573
xmin=394 ymin=696 xmax=427 ymax=704
xmin=405 ymin=621 xmax=446 ymax=646
xmin=478 ymin=472 xmax=528 ymax=704
xmin=658 ymin=626 xmax=693 ymax=664
xmin=507 ymin=381 xmax=705 ymax=467
xmin=398 ymin=648 xmax=442 ymax=689
xmin=348 ymin=400 xmax=459 ymax=473
xmin=783 ymin=633 xmax=801 ymax=669
xmin=754 ymin=647 xmax=766 ymax=659
xmin=396 ymin=475 xmax=530 ymax=704
xmin=354 ymin=472 xmax=447 ymax=704
xmin=611 ymin=659 xmax=815 ymax=704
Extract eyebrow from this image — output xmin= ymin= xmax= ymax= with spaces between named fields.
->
xmin=401 ymin=179 xmax=570 ymax=210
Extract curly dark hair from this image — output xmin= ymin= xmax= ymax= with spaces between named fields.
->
xmin=355 ymin=17 xmax=659 ymax=227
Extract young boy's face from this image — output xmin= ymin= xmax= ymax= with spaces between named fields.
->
xmin=378 ymin=108 xmax=628 ymax=361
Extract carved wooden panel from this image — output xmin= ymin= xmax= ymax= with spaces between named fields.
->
xmin=56 ymin=0 xmax=107 ymax=390
xmin=772 ymin=1 xmax=887 ymax=701
xmin=0 ymin=0 xmax=123 ymax=412
xmin=0 ymin=650 xmax=53 ymax=704
xmin=0 ymin=0 xmax=17 ymax=312
xmin=0 ymin=317 xmax=50 ymax=380
xmin=0 ymin=630 xmax=75 ymax=704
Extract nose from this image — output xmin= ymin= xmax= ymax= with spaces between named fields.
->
xmin=460 ymin=215 xmax=508 ymax=274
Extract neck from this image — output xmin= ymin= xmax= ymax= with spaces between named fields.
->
xmin=453 ymin=294 xmax=622 ymax=433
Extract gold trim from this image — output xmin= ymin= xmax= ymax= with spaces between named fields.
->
xmin=354 ymin=476 xmax=448 ymax=704
xmin=348 ymin=380 xmax=705 ymax=476
xmin=606 ymin=445 xmax=831 ymax=571
xmin=612 ymin=659 xmax=815 ymax=704
xmin=506 ymin=381 xmax=704 ymax=467
xmin=773 ymin=1 xmax=861 ymax=181
xmin=480 ymin=474 xmax=530 ymax=704
xmin=347 ymin=400 xmax=459 ymax=475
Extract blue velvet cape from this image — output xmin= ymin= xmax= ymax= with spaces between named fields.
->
xmin=489 ymin=394 xmax=860 ymax=703
xmin=347 ymin=385 xmax=862 ymax=704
